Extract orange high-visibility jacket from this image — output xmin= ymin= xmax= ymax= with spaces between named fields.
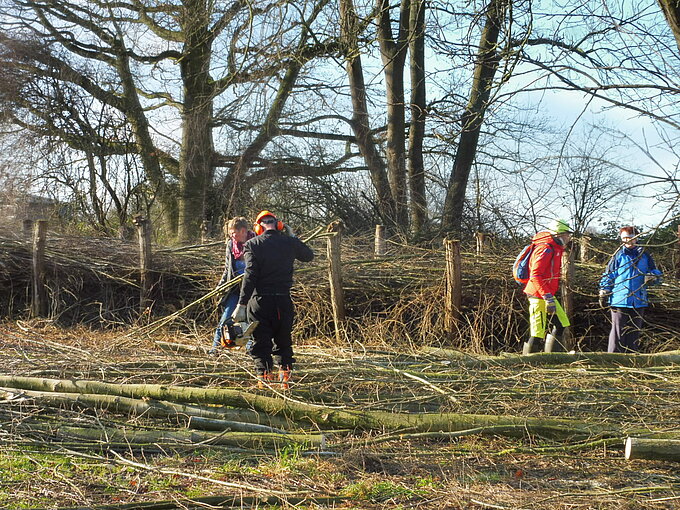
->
xmin=523 ymin=231 xmax=564 ymax=299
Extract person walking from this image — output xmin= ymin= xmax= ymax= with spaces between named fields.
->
xmin=599 ymin=226 xmax=662 ymax=353
xmin=232 ymin=210 xmax=314 ymax=389
xmin=522 ymin=219 xmax=573 ymax=355
xmin=210 ymin=217 xmax=256 ymax=354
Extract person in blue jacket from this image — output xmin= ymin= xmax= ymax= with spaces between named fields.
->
xmin=599 ymin=226 xmax=662 ymax=353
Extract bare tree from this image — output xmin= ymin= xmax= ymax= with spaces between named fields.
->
xmin=658 ymin=0 xmax=680 ymax=52
xmin=441 ymin=0 xmax=510 ymax=236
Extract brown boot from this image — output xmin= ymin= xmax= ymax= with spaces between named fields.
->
xmin=279 ymin=368 xmax=292 ymax=390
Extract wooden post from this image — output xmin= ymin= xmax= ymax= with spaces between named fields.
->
xmin=30 ymin=220 xmax=48 ymax=318
xmin=374 ymin=225 xmax=386 ymax=256
xmin=475 ymin=232 xmax=491 ymax=255
xmin=23 ymin=219 xmax=34 ymax=241
xmin=443 ymin=238 xmax=462 ymax=331
xmin=327 ymin=220 xmax=346 ymax=342
xmin=133 ymin=215 xmax=153 ymax=314
xmin=560 ymin=243 xmax=575 ymax=348
xmin=579 ymin=235 xmax=590 ymax=262
xmin=676 ymin=226 xmax=680 ymax=279
xmin=201 ymin=220 xmax=211 ymax=244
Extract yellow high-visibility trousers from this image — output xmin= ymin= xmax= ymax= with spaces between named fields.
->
xmin=528 ymin=297 xmax=570 ymax=338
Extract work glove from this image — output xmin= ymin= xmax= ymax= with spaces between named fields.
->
xmin=544 ymin=293 xmax=556 ymax=314
xmin=283 ymin=224 xmax=296 ymax=237
xmin=231 ymin=304 xmax=247 ymax=323
xmin=644 ymin=274 xmax=658 ymax=285
xmin=598 ymin=289 xmax=610 ymax=308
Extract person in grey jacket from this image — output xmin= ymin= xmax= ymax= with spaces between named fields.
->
xmin=210 ymin=217 xmax=255 ymax=353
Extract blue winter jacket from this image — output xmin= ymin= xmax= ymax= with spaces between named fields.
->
xmin=599 ymin=246 xmax=662 ymax=308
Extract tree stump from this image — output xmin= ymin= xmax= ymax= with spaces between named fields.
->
xmin=475 ymin=232 xmax=492 ymax=255
xmin=579 ymin=235 xmax=591 ymax=262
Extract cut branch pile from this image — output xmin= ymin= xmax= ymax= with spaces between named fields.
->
xmin=1 ymin=228 xmax=679 ymax=353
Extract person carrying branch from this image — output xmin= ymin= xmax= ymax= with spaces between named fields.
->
xmin=210 ymin=216 xmax=256 ymax=354
xmin=522 ymin=219 xmax=573 ymax=355
xmin=232 ymin=210 xmax=314 ymax=389
xmin=599 ymin=226 xmax=662 ymax=353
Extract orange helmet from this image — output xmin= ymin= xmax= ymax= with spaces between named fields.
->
xmin=255 ymin=210 xmax=276 ymax=223
xmin=254 ymin=210 xmax=284 ymax=235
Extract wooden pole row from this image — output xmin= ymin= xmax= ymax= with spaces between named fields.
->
xmin=27 ymin=220 xmax=632 ymax=352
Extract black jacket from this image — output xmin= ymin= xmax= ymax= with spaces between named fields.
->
xmin=238 ymin=230 xmax=314 ymax=305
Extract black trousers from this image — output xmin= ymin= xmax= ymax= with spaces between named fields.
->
xmin=608 ymin=307 xmax=645 ymax=353
xmin=246 ymin=294 xmax=295 ymax=375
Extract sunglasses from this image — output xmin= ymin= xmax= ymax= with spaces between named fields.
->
xmin=260 ymin=218 xmax=277 ymax=225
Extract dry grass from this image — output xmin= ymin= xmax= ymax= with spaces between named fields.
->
xmin=2 ymin=321 xmax=680 ymax=509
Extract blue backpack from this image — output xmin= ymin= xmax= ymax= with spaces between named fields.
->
xmin=512 ymin=243 xmax=535 ymax=285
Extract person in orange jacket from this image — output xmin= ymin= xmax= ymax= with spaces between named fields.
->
xmin=522 ymin=219 xmax=573 ymax=354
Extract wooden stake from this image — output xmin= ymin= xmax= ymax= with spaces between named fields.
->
xmin=475 ymin=232 xmax=491 ymax=255
xmin=443 ymin=238 xmax=462 ymax=331
xmin=133 ymin=215 xmax=153 ymax=314
xmin=374 ymin=225 xmax=386 ymax=256
xmin=676 ymin=226 xmax=680 ymax=279
xmin=579 ymin=235 xmax=590 ymax=262
xmin=200 ymin=220 xmax=211 ymax=244
xmin=327 ymin=220 xmax=345 ymax=341
xmin=22 ymin=219 xmax=34 ymax=241
xmin=560 ymin=242 xmax=575 ymax=349
xmin=30 ymin=220 xmax=48 ymax=318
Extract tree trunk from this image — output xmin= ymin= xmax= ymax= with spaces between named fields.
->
xmin=177 ymin=0 xmax=214 ymax=243
xmin=6 ymin=388 xmax=289 ymax=431
xmin=20 ymin=422 xmax=321 ymax=449
xmin=340 ymin=0 xmax=397 ymax=225
xmin=625 ymin=437 xmax=680 ymax=462
xmin=113 ymin=37 xmax=178 ymax=236
xmin=224 ymin=0 xmax=331 ymax=217
xmin=377 ymin=0 xmax=410 ymax=228
xmin=658 ymin=0 xmax=680 ymax=53
xmin=442 ymin=0 xmax=510 ymax=236
xmin=0 ymin=375 xmax=627 ymax=439
xmin=425 ymin=348 xmax=680 ymax=369
xmin=408 ymin=0 xmax=427 ymax=236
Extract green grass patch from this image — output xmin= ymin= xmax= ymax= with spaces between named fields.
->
xmin=342 ymin=480 xmax=427 ymax=502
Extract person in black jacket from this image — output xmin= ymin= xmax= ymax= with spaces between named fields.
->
xmin=232 ymin=210 xmax=314 ymax=388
